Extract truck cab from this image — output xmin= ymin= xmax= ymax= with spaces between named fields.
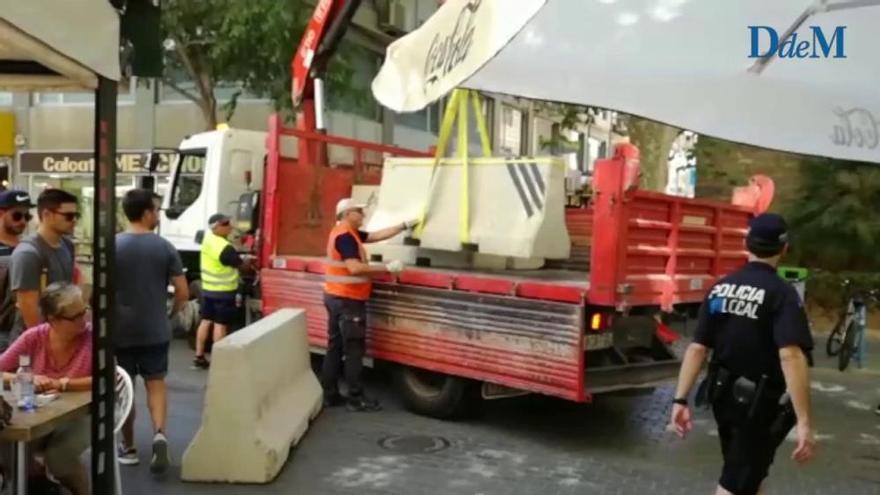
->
xmin=160 ymin=127 xmax=266 ymax=281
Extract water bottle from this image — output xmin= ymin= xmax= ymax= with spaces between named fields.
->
xmin=15 ymin=354 xmax=35 ymax=411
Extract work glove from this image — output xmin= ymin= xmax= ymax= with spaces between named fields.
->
xmin=402 ymin=219 xmax=420 ymax=230
xmin=386 ymin=260 xmax=405 ymax=274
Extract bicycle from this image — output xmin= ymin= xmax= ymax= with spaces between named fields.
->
xmin=825 ymin=279 xmax=877 ymax=371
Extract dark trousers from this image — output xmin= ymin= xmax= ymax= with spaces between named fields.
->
xmin=321 ymin=293 xmax=367 ymax=398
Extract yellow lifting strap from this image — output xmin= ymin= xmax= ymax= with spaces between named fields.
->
xmin=413 ymin=89 xmax=492 ymax=244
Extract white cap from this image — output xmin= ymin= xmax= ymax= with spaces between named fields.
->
xmin=18 ymin=354 xmax=30 ymax=366
xmin=335 ymin=198 xmax=366 ymax=218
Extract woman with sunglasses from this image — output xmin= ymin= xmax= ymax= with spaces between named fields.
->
xmin=0 ymin=282 xmax=92 ymax=495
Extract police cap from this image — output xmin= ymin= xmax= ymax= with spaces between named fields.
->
xmin=746 ymin=213 xmax=788 ymax=257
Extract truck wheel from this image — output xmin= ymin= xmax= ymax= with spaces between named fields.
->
xmin=393 ymin=366 xmax=480 ymax=419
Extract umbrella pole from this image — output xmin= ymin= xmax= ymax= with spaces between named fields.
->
xmin=90 ymin=75 xmax=117 ymax=495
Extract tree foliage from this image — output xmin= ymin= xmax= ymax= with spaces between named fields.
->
xmin=785 ymin=160 xmax=880 ymax=271
xmin=694 ymin=135 xmax=880 ymax=272
xmin=162 ymin=0 xmax=362 ymax=129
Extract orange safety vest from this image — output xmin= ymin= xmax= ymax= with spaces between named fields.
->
xmin=324 ymin=223 xmax=372 ymax=301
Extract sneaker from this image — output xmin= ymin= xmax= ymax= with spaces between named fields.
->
xmin=117 ymin=445 xmax=139 ymax=466
xmin=346 ymin=395 xmax=382 ymax=412
xmin=150 ymin=432 xmax=170 ymax=475
xmin=192 ymin=355 xmax=210 ymax=370
xmin=323 ymin=393 xmax=347 ymax=408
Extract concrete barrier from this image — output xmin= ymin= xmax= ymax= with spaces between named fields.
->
xmin=182 ymin=308 xmax=322 ymax=483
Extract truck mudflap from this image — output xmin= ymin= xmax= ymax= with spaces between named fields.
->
xmin=584 ymin=358 xmax=681 ymax=396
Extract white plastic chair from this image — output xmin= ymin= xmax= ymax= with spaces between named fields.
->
xmin=114 ymin=366 xmax=134 ymax=495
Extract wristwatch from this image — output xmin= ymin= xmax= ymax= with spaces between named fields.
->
xmin=60 ymin=377 xmax=70 ymax=392
xmin=672 ymin=397 xmax=688 ymax=406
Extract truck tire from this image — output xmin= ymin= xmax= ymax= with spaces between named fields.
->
xmin=393 ymin=366 xmax=480 ymax=419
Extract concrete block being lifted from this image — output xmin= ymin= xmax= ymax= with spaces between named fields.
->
xmin=367 ymin=156 xmax=571 ymax=260
xmin=181 ymin=309 xmax=322 ymax=484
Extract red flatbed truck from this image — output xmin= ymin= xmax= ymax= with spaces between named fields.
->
xmin=255 ymin=115 xmax=768 ymax=418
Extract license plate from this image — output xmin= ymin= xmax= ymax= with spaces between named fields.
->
xmin=585 ymin=332 xmax=614 ymax=350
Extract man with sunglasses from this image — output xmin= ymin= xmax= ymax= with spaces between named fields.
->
xmin=321 ymin=198 xmax=416 ymax=412
xmin=0 ymin=189 xmax=34 ymax=349
xmin=193 ymin=213 xmax=253 ymax=369
xmin=10 ymin=188 xmax=79 ymax=338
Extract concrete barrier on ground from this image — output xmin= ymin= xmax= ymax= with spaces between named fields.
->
xmin=182 ymin=308 xmax=322 ymax=483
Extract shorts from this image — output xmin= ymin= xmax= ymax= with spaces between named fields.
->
xmin=200 ymin=295 xmax=238 ymax=325
xmin=116 ymin=343 xmax=170 ymax=380
xmin=713 ymin=402 xmax=787 ymax=495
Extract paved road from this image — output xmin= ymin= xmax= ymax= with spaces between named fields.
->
xmin=118 ymin=340 xmax=880 ymax=495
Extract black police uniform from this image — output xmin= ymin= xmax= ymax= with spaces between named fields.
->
xmin=692 ymin=214 xmax=813 ymax=495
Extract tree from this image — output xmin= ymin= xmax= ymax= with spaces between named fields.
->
xmin=621 ymin=116 xmax=680 ymax=192
xmin=162 ymin=0 xmax=362 ymax=129
xmin=693 ymin=134 xmax=880 ymax=271
xmin=785 ymin=160 xmax=880 ymax=271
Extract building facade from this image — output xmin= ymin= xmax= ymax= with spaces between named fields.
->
xmin=0 ymin=1 xmax=623 ymax=248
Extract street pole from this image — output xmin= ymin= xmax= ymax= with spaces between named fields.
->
xmin=91 ymin=75 xmax=118 ymax=495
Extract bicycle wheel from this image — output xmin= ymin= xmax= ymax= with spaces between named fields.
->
xmin=826 ymin=323 xmax=845 ymax=357
xmin=838 ymin=321 xmax=858 ymax=371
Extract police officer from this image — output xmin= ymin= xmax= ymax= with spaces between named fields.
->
xmin=670 ymin=213 xmax=816 ymax=495
xmin=322 ymin=198 xmax=416 ymax=412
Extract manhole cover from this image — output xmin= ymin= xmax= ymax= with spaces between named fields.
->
xmin=378 ymin=435 xmax=451 ymax=454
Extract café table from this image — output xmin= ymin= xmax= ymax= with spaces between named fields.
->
xmin=0 ymin=392 xmax=91 ymax=494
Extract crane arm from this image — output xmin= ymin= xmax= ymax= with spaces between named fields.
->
xmin=291 ymin=0 xmax=363 ymax=109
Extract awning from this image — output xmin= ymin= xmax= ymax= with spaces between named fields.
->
xmin=0 ymin=0 xmax=121 ymax=90
xmin=0 ymin=3 xmax=123 ymax=491
xmin=373 ymin=0 xmax=880 ymax=164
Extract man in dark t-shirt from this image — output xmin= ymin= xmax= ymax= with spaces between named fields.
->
xmin=10 ymin=189 xmax=78 ymax=336
xmin=0 ymin=189 xmax=34 ymax=349
xmin=115 ymin=189 xmax=188 ymax=474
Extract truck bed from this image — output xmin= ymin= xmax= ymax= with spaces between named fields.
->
xmin=263 ymin=120 xmax=755 ymax=312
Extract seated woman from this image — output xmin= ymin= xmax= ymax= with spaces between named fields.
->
xmin=0 ymin=282 xmax=92 ymax=495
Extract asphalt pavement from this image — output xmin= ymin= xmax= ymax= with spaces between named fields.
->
xmin=117 ymin=338 xmax=880 ymax=495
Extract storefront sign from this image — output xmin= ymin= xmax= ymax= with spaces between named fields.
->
xmin=17 ymin=150 xmax=192 ymax=175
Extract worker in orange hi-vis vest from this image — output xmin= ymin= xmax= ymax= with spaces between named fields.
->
xmin=322 ymin=198 xmax=417 ymax=412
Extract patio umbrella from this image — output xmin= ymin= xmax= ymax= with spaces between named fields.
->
xmin=372 ymin=0 xmax=880 ymax=164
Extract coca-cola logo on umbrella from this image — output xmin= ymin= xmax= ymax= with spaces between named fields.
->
xmin=423 ymin=0 xmax=482 ymax=91
xmin=831 ymin=107 xmax=880 ymax=150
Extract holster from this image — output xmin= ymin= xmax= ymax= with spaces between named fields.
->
xmin=695 ymin=361 xmax=732 ymax=408
xmin=701 ymin=363 xmax=784 ymax=426
xmin=768 ymin=393 xmax=797 ymax=444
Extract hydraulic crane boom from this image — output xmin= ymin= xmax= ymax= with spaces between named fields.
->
xmin=291 ymin=0 xmax=363 ymax=133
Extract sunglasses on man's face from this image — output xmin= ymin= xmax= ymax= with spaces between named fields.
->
xmin=52 ymin=210 xmax=81 ymax=222
xmin=9 ymin=211 xmax=32 ymax=223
